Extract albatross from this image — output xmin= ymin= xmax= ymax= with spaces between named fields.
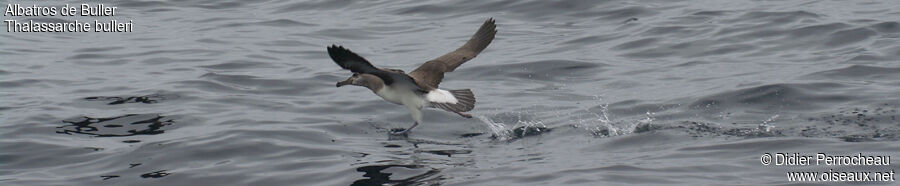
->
xmin=328 ymin=18 xmax=497 ymax=134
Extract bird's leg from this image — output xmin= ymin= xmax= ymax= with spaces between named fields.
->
xmin=454 ymin=111 xmax=473 ymax=118
xmin=404 ymin=121 xmax=419 ymax=134
xmin=396 ymin=106 xmax=423 ymax=135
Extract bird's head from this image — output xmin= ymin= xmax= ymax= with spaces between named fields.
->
xmin=336 ymin=73 xmax=383 ymax=90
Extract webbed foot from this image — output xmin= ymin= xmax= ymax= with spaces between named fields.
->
xmin=390 ymin=121 xmax=419 ymax=135
xmin=390 ymin=128 xmax=410 ymax=135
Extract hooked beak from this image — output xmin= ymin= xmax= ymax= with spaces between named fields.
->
xmin=336 ymin=79 xmax=352 ymax=87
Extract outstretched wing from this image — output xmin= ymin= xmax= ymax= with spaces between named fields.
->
xmin=409 ymin=18 xmax=497 ymax=88
xmin=328 ymin=45 xmax=380 ymax=74
xmin=327 ymin=45 xmax=397 ymax=85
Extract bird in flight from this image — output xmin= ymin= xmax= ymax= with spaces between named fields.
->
xmin=328 ymin=18 xmax=497 ymax=135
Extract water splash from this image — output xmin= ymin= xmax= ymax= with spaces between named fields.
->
xmin=758 ymin=114 xmax=779 ymax=133
xmin=476 ymin=113 xmax=548 ymax=141
xmin=577 ymin=95 xmax=659 ymax=137
xmin=477 ymin=115 xmax=510 ymax=140
xmin=578 ymin=96 xmax=619 ymax=136
xmin=586 ymin=102 xmax=617 ymax=136
xmin=474 ymin=95 xmax=663 ymax=139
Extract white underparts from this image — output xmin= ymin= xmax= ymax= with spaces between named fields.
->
xmin=373 ymin=85 xmax=427 ymax=123
xmin=426 ymin=89 xmax=458 ymax=104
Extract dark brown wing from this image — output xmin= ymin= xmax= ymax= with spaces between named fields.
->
xmin=409 ymin=18 xmax=497 ymax=88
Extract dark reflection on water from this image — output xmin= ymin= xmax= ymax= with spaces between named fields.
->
xmin=140 ymin=170 xmax=171 ymax=178
xmin=351 ymin=165 xmax=441 ymax=186
xmin=459 ymin=133 xmax=484 ymax=138
xmin=56 ymin=114 xmax=174 ymax=137
xmin=417 ymin=149 xmax=472 ymax=157
xmin=98 ymin=165 xmax=166 ymax=181
xmin=83 ymin=94 xmax=168 ymax=105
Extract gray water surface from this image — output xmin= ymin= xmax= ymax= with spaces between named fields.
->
xmin=3 ymin=0 xmax=900 ymax=185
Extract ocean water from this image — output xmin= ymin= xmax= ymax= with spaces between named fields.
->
xmin=2 ymin=0 xmax=900 ymax=185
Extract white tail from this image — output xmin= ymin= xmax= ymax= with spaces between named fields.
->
xmin=430 ymin=89 xmax=475 ymax=112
